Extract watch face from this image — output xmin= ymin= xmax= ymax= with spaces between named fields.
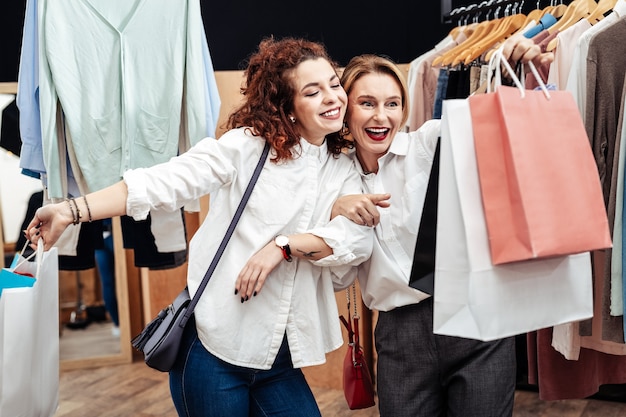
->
xmin=275 ymin=235 xmax=289 ymax=247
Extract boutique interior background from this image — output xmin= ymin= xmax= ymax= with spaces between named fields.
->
xmin=0 ymin=0 xmax=454 ymax=383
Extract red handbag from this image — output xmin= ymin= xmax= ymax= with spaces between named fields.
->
xmin=339 ymin=284 xmax=375 ymax=410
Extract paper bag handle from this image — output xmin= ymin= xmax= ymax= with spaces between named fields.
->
xmin=488 ymin=45 xmax=551 ymax=100
xmin=487 ymin=47 xmax=524 ymax=93
xmin=11 ymin=238 xmax=44 ymax=276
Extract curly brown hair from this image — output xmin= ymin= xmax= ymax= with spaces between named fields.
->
xmin=227 ymin=37 xmax=352 ymax=162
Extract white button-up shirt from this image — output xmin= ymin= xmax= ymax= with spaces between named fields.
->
xmin=123 ymin=127 xmax=373 ymax=369
xmin=348 ymin=120 xmax=440 ymax=311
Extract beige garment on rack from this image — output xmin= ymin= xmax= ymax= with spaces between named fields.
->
xmin=407 ymin=33 xmax=463 ymax=131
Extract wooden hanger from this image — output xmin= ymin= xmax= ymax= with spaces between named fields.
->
xmin=522 ymin=6 xmax=547 ymax=27
xmin=447 ymin=6 xmax=467 ymax=40
xmin=449 ymin=25 xmax=463 ymax=40
xmin=483 ymin=0 xmax=541 ymax=60
xmin=550 ymin=0 xmax=568 ymax=18
xmin=433 ymin=18 xmax=495 ymax=66
xmin=545 ymin=0 xmax=597 ymax=51
xmin=433 ymin=2 xmax=492 ymax=67
xmin=548 ymin=0 xmax=596 ymax=34
xmin=433 ymin=0 xmax=529 ymax=67
xmin=454 ymin=21 xmax=479 ymax=41
xmin=447 ymin=6 xmax=482 ymax=42
xmin=586 ymin=0 xmax=617 ymax=23
xmin=483 ymin=14 xmax=533 ymax=64
xmin=458 ymin=12 xmax=527 ymax=65
xmin=546 ymin=0 xmax=581 ymax=33
xmin=541 ymin=4 xmax=556 ymax=16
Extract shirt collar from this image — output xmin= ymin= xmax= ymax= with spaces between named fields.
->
xmin=387 ymin=131 xmax=410 ymax=157
xmin=300 ymin=137 xmax=329 ymax=163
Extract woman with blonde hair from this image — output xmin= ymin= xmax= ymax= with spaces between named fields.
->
xmin=332 ymin=36 xmax=553 ymax=417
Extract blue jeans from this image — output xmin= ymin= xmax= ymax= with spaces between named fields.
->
xmin=169 ymin=317 xmax=321 ymax=417
xmin=432 ymin=68 xmax=449 ymax=120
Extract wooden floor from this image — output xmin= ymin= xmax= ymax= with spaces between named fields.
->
xmin=53 ymin=360 xmax=626 ymax=417
xmin=60 ymin=321 xmax=120 ymax=361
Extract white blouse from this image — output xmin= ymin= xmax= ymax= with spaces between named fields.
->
xmin=123 ymin=127 xmax=373 ymax=369
xmin=351 ymin=120 xmax=441 ymax=312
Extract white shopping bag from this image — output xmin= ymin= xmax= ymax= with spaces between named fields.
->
xmin=433 ymin=99 xmax=594 ymax=341
xmin=0 ymin=242 xmax=59 ymax=417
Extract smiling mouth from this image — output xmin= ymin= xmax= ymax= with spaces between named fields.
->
xmin=320 ymin=108 xmax=340 ymax=118
xmin=365 ymin=127 xmax=390 ymax=140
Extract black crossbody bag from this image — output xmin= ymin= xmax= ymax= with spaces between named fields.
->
xmin=131 ymin=142 xmax=270 ymax=372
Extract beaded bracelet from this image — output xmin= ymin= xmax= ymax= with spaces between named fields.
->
xmin=65 ymin=198 xmax=79 ymax=225
xmin=69 ymin=197 xmax=82 ymax=223
xmin=83 ymin=195 xmax=93 ymax=222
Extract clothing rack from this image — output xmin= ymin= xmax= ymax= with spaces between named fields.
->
xmin=443 ymin=0 xmax=578 ymax=24
xmin=442 ymin=0 xmax=580 ymax=24
xmin=442 ymin=0 xmax=522 ymax=24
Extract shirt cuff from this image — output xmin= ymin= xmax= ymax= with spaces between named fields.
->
xmin=123 ymin=169 xmax=151 ymax=221
xmin=309 ymin=216 xmax=373 ymax=267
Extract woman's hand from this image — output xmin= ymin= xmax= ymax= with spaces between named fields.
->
xmin=331 ymin=193 xmax=390 ymax=227
xmin=24 ymin=182 xmax=128 ymax=251
xmin=25 ymin=202 xmax=74 ymax=251
xmin=501 ymin=34 xmax=554 ymax=68
xmin=235 ymin=241 xmax=283 ymax=302
xmin=235 ymin=232 xmax=334 ymax=301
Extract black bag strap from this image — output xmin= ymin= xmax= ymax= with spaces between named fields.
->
xmin=181 ymin=141 xmax=270 ymax=326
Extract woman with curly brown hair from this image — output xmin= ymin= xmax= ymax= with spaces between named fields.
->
xmin=26 ymin=37 xmax=373 ymax=416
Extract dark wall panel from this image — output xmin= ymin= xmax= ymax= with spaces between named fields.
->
xmin=201 ymin=1 xmax=453 ymax=70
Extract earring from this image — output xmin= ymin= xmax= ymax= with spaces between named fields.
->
xmin=289 ymin=116 xmax=296 ymax=123
xmin=340 ymin=122 xmax=350 ymax=137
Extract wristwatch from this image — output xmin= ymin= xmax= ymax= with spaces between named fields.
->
xmin=274 ymin=234 xmax=292 ymax=262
